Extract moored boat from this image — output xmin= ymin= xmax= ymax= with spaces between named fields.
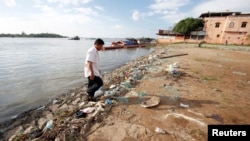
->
xmin=103 ymin=37 xmax=156 ymax=50
xmin=103 ymin=44 xmax=146 ymax=50
xmin=69 ymin=36 xmax=80 ymax=40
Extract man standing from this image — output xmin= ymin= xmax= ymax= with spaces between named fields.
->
xmin=84 ymin=38 xmax=104 ymax=101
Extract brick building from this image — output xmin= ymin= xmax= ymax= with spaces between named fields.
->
xmin=157 ymin=11 xmax=250 ymax=45
xmin=200 ymin=11 xmax=250 ymax=45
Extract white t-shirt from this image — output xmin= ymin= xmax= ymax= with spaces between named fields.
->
xmin=84 ymin=46 xmax=101 ymax=77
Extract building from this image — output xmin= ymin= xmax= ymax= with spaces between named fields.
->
xmin=156 ymin=30 xmax=185 ymax=44
xmin=156 ymin=30 xmax=206 ymax=44
xmin=200 ymin=11 xmax=250 ymax=45
xmin=157 ymin=11 xmax=250 ymax=45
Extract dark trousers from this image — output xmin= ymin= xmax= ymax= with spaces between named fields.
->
xmin=87 ymin=76 xmax=103 ymax=98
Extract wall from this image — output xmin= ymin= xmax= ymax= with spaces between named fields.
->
xmin=204 ymin=15 xmax=250 ymax=45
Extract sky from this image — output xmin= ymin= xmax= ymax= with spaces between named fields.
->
xmin=1 ymin=0 xmax=249 ymax=38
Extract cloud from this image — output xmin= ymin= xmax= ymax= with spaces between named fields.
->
xmin=73 ymin=7 xmax=98 ymax=16
xmin=0 ymin=2 xmax=97 ymax=35
xmin=132 ymin=10 xmax=140 ymax=21
xmin=160 ymin=11 xmax=187 ymax=24
xmin=33 ymin=3 xmax=98 ymax=22
xmin=94 ymin=5 xmax=104 ymax=11
xmin=33 ymin=0 xmax=43 ymax=4
xmin=149 ymin=0 xmax=190 ymax=13
xmin=47 ymin=0 xmax=93 ymax=7
xmin=114 ymin=24 xmax=121 ymax=29
xmin=147 ymin=0 xmax=191 ymax=24
xmin=4 ymin=0 xmax=17 ymax=7
xmin=191 ymin=0 xmax=250 ymax=17
xmin=34 ymin=4 xmax=58 ymax=16
xmin=147 ymin=0 xmax=250 ymax=26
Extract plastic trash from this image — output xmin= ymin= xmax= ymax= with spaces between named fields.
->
xmin=120 ymin=82 xmax=133 ymax=89
xmin=105 ymin=98 xmax=113 ymax=105
xmin=43 ymin=120 xmax=53 ymax=132
xmin=94 ymin=86 xmax=104 ymax=98
xmin=172 ymin=62 xmax=180 ymax=68
xmin=94 ymin=90 xmax=104 ymax=98
xmin=104 ymin=90 xmax=116 ymax=98
xmin=98 ymin=86 xmax=103 ymax=90
xmin=36 ymin=106 xmax=45 ymax=110
xmin=81 ymin=107 xmax=95 ymax=113
xmin=95 ymin=102 xmax=105 ymax=112
xmin=180 ymin=103 xmax=189 ymax=108
xmin=168 ymin=64 xmax=178 ymax=75
xmin=52 ymin=99 xmax=58 ymax=104
xmin=76 ymin=110 xmax=87 ymax=118
xmin=140 ymin=96 xmax=160 ymax=108
xmin=155 ymin=127 xmax=166 ymax=134
xmin=116 ymin=97 xmax=129 ymax=103
xmin=76 ymin=106 xmax=96 ymax=118
xmin=109 ymin=84 xmax=116 ymax=89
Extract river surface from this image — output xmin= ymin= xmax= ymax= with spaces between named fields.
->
xmin=0 ymin=37 xmax=154 ymax=123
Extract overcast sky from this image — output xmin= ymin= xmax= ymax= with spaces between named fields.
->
xmin=1 ymin=0 xmax=249 ymax=38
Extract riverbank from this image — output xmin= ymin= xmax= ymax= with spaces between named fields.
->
xmin=1 ymin=44 xmax=250 ymax=141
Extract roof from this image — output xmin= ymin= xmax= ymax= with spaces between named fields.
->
xmin=157 ymin=30 xmax=183 ymax=35
xmin=199 ymin=11 xmax=241 ymax=18
xmin=190 ymin=31 xmax=206 ymax=36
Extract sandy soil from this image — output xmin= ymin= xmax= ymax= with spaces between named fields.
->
xmin=87 ymin=45 xmax=250 ymax=141
xmin=1 ymin=44 xmax=250 ymax=141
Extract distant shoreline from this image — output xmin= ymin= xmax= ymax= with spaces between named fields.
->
xmin=0 ymin=33 xmax=67 ymax=38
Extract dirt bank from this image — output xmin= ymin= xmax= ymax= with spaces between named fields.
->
xmin=88 ymin=44 xmax=250 ymax=141
xmin=1 ymin=44 xmax=250 ymax=141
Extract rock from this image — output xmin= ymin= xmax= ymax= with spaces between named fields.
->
xmin=50 ymin=104 xmax=59 ymax=113
xmin=45 ymin=112 xmax=54 ymax=120
xmin=72 ymin=97 xmax=81 ymax=105
xmin=78 ymin=102 xmax=86 ymax=108
xmin=8 ymin=126 xmax=24 ymax=141
xmin=23 ymin=126 xmax=34 ymax=134
xmin=59 ymin=104 xmax=68 ymax=109
xmin=71 ymin=92 xmax=75 ymax=97
xmin=38 ymin=118 xmax=47 ymax=130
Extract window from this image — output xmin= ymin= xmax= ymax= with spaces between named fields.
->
xmin=215 ymin=22 xmax=220 ymax=28
xmin=229 ymin=22 xmax=234 ymax=28
xmin=217 ymin=34 xmax=220 ymax=38
xmin=241 ymin=22 xmax=247 ymax=28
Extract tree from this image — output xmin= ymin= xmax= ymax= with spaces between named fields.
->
xmin=173 ymin=17 xmax=204 ymax=35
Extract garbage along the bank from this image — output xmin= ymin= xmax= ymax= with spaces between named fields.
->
xmin=141 ymin=96 xmax=160 ymax=108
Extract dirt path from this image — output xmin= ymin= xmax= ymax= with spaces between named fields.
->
xmin=87 ymin=45 xmax=250 ymax=141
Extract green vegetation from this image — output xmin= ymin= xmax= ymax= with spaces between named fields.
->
xmin=203 ymin=75 xmax=217 ymax=81
xmin=173 ymin=17 xmax=204 ymax=34
xmin=0 ymin=32 xmax=67 ymax=38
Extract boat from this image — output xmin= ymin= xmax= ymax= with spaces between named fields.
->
xmin=69 ymin=36 xmax=80 ymax=40
xmin=111 ymin=40 xmax=138 ymax=46
xmin=103 ymin=38 xmax=156 ymax=50
xmin=103 ymin=44 xmax=146 ymax=50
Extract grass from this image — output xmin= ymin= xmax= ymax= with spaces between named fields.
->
xmin=218 ymin=73 xmax=228 ymax=79
xmin=203 ymin=75 xmax=217 ymax=81
xmin=194 ymin=58 xmax=217 ymax=63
